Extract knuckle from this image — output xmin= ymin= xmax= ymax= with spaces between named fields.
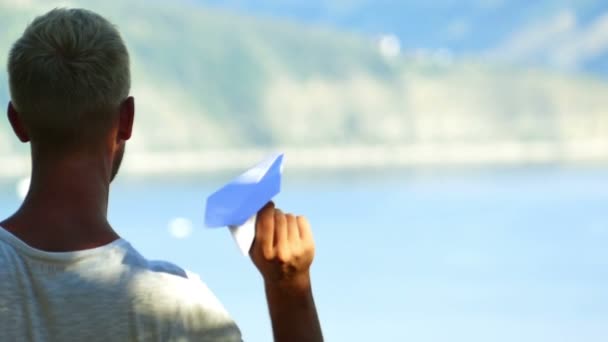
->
xmin=275 ymin=212 xmax=287 ymax=227
xmin=255 ymin=224 xmax=268 ymax=241
xmin=262 ymin=247 xmax=275 ymax=260
xmin=285 ymin=213 xmax=296 ymax=224
xmin=287 ymin=216 xmax=297 ymax=231
xmin=308 ymin=244 xmax=316 ymax=256
xmin=291 ymin=243 xmax=303 ymax=256
xmin=300 ymin=240 xmax=315 ymax=255
xmin=261 ymin=212 xmax=273 ymax=226
xmin=259 ymin=204 xmax=272 ymax=217
xmin=258 ymin=214 xmax=269 ymax=226
xmin=296 ymin=215 xmax=308 ymax=226
xmin=276 ymin=248 xmax=291 ymax=263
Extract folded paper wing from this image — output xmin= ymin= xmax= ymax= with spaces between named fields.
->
xmin=204 ymin=153 xmax=284 ymax=254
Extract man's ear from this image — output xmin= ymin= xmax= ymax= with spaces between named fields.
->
xmin=118 ymin=96 xmax=134 ymax=141
xmin=7 ymin=102 xmax=30 ymax=143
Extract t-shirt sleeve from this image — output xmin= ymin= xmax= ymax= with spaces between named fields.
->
xmin=169 ymin=270 xmax=243 ymax=342
xmin=133 ymin=261 xmax=242 ymax=341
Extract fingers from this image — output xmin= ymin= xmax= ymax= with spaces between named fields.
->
xmin=274 ymin=209 xmax=288 ymax=250
xmin=297 ymin=215 xmax=313 ymax=243
xmin=251 ymin=204 xmax=316 ymax=286
xmin=255 ymin=201 xmax=275 ymax=257
xmin=255 ymin=202 xmax=312 ymax=261
xmin=286 ymin=214 xmax=299 ymax=243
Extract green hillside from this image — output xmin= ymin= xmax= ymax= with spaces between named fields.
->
xmin=1 ymin=0 xmax=608 ymax=158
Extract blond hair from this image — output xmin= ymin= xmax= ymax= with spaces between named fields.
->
xmin=7 ymin=8 xmax=130 ymax=147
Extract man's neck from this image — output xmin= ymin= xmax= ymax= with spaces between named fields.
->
xmin=0 ymin=154 xmax=120 ymax=252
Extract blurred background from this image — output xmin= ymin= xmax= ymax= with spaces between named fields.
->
xmin=1 ymin=0 xmax=608 ymax=341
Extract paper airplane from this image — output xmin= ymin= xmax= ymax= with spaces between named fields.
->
xmin=205 ymin=153 xmax=284 ymax=254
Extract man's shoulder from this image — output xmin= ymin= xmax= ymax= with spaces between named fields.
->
xmin=120 ymin=243 xmax=241 ymax=340
xmin=146 ymin=259 xmax=189 ymax=278
xmin=120 ymin=242 xmax=217 ymax=303
xmin=119 ymin=242 xmax=189 ymax=279
xmin=0 ymin=235 xmax=241 ymax=341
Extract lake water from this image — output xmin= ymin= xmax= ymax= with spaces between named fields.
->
xmin=1 ymin=167 xmax=607 ymax=342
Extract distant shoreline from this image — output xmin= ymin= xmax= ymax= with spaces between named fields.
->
xmin=2 ymin=141 xmax=608 ymax=179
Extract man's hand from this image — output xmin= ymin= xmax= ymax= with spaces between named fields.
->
xmin=250 ymin=202 xmax=315 ymax=292
xmin=250 ymin=202 xmax=323 ymax=342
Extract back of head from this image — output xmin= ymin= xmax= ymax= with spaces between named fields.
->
xmin=7 ymin=8 xmax=130 ymax=150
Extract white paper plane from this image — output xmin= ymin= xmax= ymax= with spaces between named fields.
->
xmin=205 ymin=153 xmax=284 ymax=254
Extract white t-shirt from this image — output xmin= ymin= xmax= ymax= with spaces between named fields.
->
xmin=0 ymin=227 xmax=242 ymax=342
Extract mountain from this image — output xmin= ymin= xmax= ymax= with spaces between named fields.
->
xmin=1 ymin=0 xmax=608 ymax=171
xmin=192 ymin=0 xmax=608 ymax=77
